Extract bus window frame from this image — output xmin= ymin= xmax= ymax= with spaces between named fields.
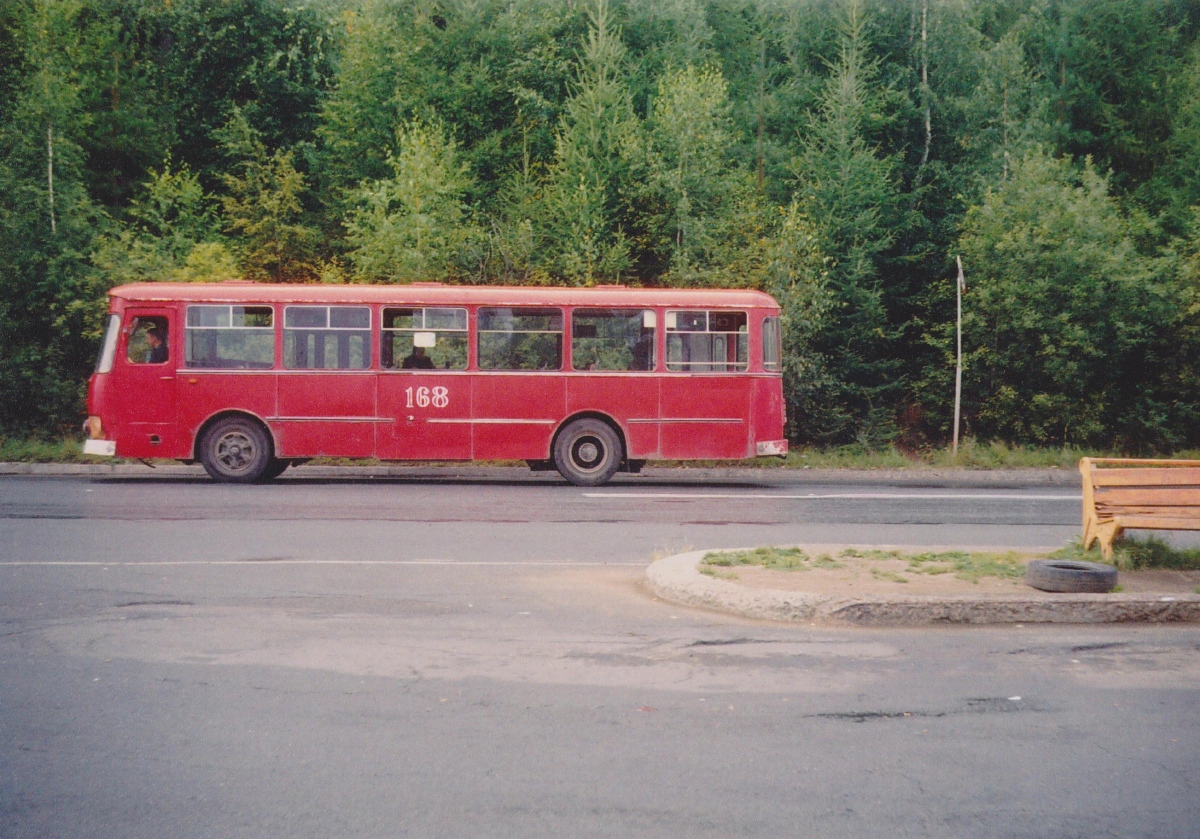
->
xmin=282 ymin=304 xmax=373 ymax=371
xmin=184 ymin=304 xmax=276 ymax=370
xmin=476 ymin=306 xmax=565 ymax=372
xmin=664 ymin=309 xmax=750 ymax=374
xmin=380 ymin=306 xmax=470 ymax=372
xmin=569 ymin=307 xmax=658 ymax=373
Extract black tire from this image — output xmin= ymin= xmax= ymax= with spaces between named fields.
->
xmin=1025 ymin=559 xmax=1118 ymax=593
xmin=199 ymin=417 xmax=272 ymax=484
xmin=553 ymin=419 xmax=622 ymax=487
xmin=260 ymin=458 xmax=290 ymax=481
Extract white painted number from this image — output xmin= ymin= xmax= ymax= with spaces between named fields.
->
xmin=405 ymin=386 xmax=451 ymax=410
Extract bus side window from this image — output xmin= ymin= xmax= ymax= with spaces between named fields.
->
xmin=571 ymin=309 xmax=656 ymax=371
xmin=665 ymin=310 xmax=747 ymax=373
xmin=382 ymin=307 xmax=468 ymax=370
xmin=284 ymin=306 xmax=371 ymax=370
xmin=185 ymin=305 xmax=274 ymax=369
xmin=762 ymin=317 xmax=781 ymax=371
xmin=478 ymin=308 xmax=563 ymax=371
xmin=127 ymin=317 xmax=169 ymax=365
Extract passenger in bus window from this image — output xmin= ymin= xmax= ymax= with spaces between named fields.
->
xmin=145 ymin=328 xmax=168 ymax=364
xmin=402 ymin=345 xmax=436 ymax=369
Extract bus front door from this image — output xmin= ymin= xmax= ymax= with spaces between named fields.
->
xmin=115 ymin=308 xmax=180 ymax=457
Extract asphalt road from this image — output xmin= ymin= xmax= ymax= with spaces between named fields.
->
xmin=2 ymin=472 xmax=1198 ymax=838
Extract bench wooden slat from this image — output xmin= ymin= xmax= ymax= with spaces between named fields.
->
xmin=1096 ymin=507 xmax=1200 ymax=521
xmin=1083 ymin=458 xmax=1200 ymax=467
xmin=1094 ymin=488 xmax=1200 ymax=507
xmin=1079 ymin=457 xmax=1200 ymax=558
xmin=1090 ymin=467 xmax=1200 ymax=487
xmin=1101 ymin=515 xmax=1200 ymax=532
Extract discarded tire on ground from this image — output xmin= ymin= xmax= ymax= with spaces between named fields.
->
xmin=1025 ymin=559 xmax=1118 ymax=593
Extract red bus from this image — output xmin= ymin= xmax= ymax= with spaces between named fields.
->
xmin=83 ymin=282 xmax=787 ymax=485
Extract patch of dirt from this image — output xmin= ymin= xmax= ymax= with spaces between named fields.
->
xmin=705 ymin=553 xmax=1200 ymax=598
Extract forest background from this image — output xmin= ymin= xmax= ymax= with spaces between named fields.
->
xmin=3 ymin=0 xmax=1200 ymax=453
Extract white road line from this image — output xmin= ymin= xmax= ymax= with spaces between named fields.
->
xmin=0 ymin=560 xmax=646 ymax=567
xmin=584 ymin=492 xmax=1081 ymax=501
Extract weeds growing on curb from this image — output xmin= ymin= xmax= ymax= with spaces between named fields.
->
xmin=702 ymin=546 xmax=1028 ymax=584
xmin=1051 ymin=537 xmax=1200 ymax=572
xmin=840 ymin=548 xmax=1027 ymax=583
xmin=702 ymin=546 xmax=808 ymax=570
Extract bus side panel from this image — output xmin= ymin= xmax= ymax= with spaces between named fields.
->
xmin=659 ymin=376 xmax=752 ymax=459
xmin=377 ymin=372 xmax=472 ymax=461
xmin=274 ymin=372 xmax=377 ymax=458
xmin=751 ymin=376 xmax=787 ymax=444
xmin=565 ymin=375 xmax=659 ymax=458
xmin=471 ymin=374 xmax=565 ymax=459
xmin=178 ymin=372 xmax=278 ymax=457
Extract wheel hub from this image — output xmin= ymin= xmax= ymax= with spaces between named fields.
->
xmin=217 ymin=433 xmax=254 ymax=471
xmin=571 ymin=436 xmax=605 ymax=471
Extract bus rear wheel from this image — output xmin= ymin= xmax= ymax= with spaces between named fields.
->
xmin=554 ymin=419 xmax=622 ymax=487
xmin=200 ymin=417 xmax=271 ymax=484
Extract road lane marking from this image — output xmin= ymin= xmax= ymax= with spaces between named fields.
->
xmin=0 ymin=560 xmax=647 ymax=567
xmin=585 ymin=492 xmax=1081 ymax=501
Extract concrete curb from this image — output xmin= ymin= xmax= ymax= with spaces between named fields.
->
xmin=646 ymin=549 xmax=1200 ymax=626
xmin=0 ymin=462 xmax=1080 ymax=488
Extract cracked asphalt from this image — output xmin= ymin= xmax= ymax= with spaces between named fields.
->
xmin=2 ymin=472 xmax=1198 ymax=838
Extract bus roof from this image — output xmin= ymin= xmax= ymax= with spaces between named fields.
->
xmin=108 ymin=281 xmax=780 ymax=310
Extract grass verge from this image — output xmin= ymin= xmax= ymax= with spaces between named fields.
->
xmin=784 ymin=440 xmax=1122 ymax=470
xmin=1051 ymin=537 xmax=1200 ymax=572
xmin=700 ymin=546 xmax=1028 ymax=584
xmin=5 ymin=434 xmax=1200 ymax=472
xmin=0 ymin=436 xmax=112 ymax=464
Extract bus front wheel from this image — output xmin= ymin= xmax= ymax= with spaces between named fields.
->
xmin=199 ymin=417 xmax=272 ymax=484
xmin=553 ymin=419 xmax=622 ymax=487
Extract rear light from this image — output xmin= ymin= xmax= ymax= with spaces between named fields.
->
xmin=84 ymin=416 xmax=103 ymax=439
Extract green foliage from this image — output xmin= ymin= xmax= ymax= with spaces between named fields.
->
xmin=702 ymin=546 xmax=809 ymax=570
xmin=840 ymin=547 xmax=1026 ymax=583
xmin=7 ymin=0 xmax=1200 ymax=450
xmin=790 ymin=2 xmax=904 ymax=445
xmin=1052 ymin=536 xmax=1200 ymax=572
xmin=216 ymin=111 xmax=319 ymax=281
xmin=0 ymin=434 xmax=113 ymax=463
xmin=543 ymin=0 xmax=636 ymax=283
xmin=92 ymin=161 xmax=240 ymax=284
xmin=639 ymin=64 xmax=740 ymax=279
xmin=761 ymin=203 xmax=834 ymax=438
xmin=0 ymin=0 xmax=106 ymax=433
xmin=957 ymin=148 xmax=1187 ymax=448
xmin=345 ymin=119 xmax=477 ymax=281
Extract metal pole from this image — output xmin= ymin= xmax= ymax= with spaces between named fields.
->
xmin=953 ymin=255 xmax=963 ymax=457
xmin=47 ymin=123 xmax=56 ymax=235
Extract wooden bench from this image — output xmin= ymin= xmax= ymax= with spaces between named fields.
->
xmin=1080 ymin=457 xmax=1200 ymax=559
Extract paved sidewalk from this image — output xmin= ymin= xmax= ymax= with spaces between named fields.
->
xmin=646 ymin=548 xmax=1200 ymax=627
